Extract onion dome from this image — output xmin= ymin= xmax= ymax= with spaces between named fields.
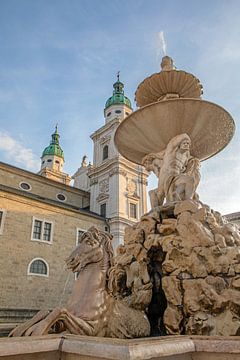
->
xmin=42 ymin=125 xmax=64 ymax=159
xmin=105 ymin=74 xmax=132 ymax=110
xmin=135 ymin=56 xmax=203 ymax=107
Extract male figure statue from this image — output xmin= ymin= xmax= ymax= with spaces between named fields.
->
xmin=142 ymin=134 xmax=200 ymax=208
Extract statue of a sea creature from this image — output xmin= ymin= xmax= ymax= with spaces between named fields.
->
xmin=10 ymin=227 xmax=151 ymax=338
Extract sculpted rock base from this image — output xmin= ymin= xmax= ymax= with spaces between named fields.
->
xmin=110 ymin=199 xmax=240 ymax=336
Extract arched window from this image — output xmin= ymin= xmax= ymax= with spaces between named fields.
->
xmin=28 ymin=258 xmax=49 ymax=277
xmin=103 ymin=145 xmax=108 ymax=160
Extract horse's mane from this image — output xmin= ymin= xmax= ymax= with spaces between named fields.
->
xmin=82 ymin=226 xmax=114 ymax=268
xmin=99 ymin=231 xmax=114 ymax=268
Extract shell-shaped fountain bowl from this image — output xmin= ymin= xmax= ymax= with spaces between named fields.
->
xmin=135 ymin=70 xmax=203 ymax=107
xmin=114 ymin=98 xmax=235 ymax=165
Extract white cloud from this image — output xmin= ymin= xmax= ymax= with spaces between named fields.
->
xmin=0 ymin=132 xmax=39 ymax=172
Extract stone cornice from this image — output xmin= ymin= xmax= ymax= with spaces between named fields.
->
xmin=88 ymin=157 xmax=149 ymax=179
xmin=0 ymin=184 xmax=103 ymax=220
xmin=1 ymin=334 xmax=240 ymax=359
xmin=96 ymin=193 xmax=109 ymax=202
xmin=90 ymin=118 xmax=120 ymax=140
xmin=126 ymin=193 xmax=140 ymax=200
xmin=0 ymin=161 xmax=89 ymax=197
xmin=108 ymin=216 xmax=138 ymax=227
xmin=38 ymin=167 xmax=71 ymax=184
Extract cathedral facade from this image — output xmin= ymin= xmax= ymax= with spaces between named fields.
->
xmin=73 ymin=77 xmax=148 ymax=249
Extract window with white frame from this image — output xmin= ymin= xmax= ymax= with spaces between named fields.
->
xmin=28 ymin=258 xmax=49 ymax=277
xmin=31 ymin=218 xmax=53 ymax=243
xmin=0 ymin=209 xmax=6 ymax=235
xmin=102 ymin=145 xmax=109 ymax=161
xmin=100 ymin=203 xmax=107 ymax=218
xmin=76 ymin=228 xmax=86 ymax=245
xmin=129 ymin=203 xmax=137 ymax=219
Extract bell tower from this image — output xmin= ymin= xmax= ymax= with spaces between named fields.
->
xmin=39 ymin=126 xmax=71 ymax=185
xmin=87 ymin=76 xmax=148 ymax=249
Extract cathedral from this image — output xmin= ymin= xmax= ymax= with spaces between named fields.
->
xmin=72 ymin=76 xmax=148 ymax=248
xmin=0 ymin=77 xmax=148 ymax=326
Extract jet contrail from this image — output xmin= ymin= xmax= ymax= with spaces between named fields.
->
xmin=158 ymin=31 xmax=167 ymax=56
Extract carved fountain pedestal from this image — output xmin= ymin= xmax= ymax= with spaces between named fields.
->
xmin=1 ymin=334 xmax=240 ymax=359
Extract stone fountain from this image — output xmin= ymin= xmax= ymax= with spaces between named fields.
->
xmin=114 ymin=56 xmax=239 ymax=337
xmin=1 ymin=57 xmax=240 ymax=359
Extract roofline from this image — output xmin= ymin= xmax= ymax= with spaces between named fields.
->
xmin=90 ymin=117 xmax=121 ymax=139
xmin=0 ymin=184 xmax=105 ymax=221
xmin=224 ymin=211 xmax=240 ymax=220
xmin=0 ymin=161 xmax=89 ymax=197
xmin=104 ymin=101 xmax=133 ymax=111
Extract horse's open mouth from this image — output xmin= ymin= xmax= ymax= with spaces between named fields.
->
xmin=65 ymin=258 xmax=80 ymax=272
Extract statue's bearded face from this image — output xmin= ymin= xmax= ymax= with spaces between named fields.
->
xmin=142 ymin=158 xmax=152 ymax=171
xmin=180 ymin=139 xmax=190 ymax=151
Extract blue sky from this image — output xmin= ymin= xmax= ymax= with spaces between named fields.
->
xmin=0 ymin=0 xmax=240 ymax=214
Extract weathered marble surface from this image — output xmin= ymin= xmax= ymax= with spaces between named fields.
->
xmin=111 ymin=199 xmax=240 ymax=337
xmin=10 ymin=227 xmax=150 ymax=338
xmin=142 ymin=134 xmax=200 ymax=208
xmin=135 ymin=55 xmax=203 ymax=107
xmin=2 ymin=334 xmax=240 ymax=359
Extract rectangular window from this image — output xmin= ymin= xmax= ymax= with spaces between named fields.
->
xmin=33 ymin=220 xmax=42 ymax=239
xmin=100 ymin=203 xmax=106 ymax=218
xmin=43 ymin=222 xmax=52 ymax=241
xmin=130 ymin=203 xmax=137 ymax=219
xmin=32 ymin=218 xmax=53 ymax=243
xmin=0 ymin=210 xmax=6 ymax=235
xmin=76 ymin=228 xmax=86 ymax=245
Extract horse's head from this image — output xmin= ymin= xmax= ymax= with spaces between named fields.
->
xmin=66 ymin=226 xmax=113 ymax=273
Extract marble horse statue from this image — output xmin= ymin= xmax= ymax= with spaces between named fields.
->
xmin=10 ymin=227 xmax=151 ymax=338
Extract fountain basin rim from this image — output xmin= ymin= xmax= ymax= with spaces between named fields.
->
xmin=114 ymin=98 xmax=235 ymax=165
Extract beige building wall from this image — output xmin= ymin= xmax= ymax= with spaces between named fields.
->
xmin=0 ymin=162 xmax=90 ymax=209
xmin=0 ymin=188 xmax=105 ymax=313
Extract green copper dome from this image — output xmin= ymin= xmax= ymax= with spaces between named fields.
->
xmin=42 ymin=126 xmax=64 ymax=160
xmin=105 ymin=75 xmax=132 ymax=110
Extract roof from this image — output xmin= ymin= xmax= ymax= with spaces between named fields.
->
xmin=42 ymin=126 xmax=64 ymax=159
xmin=105 ymin=79 xmax=132 ymax=110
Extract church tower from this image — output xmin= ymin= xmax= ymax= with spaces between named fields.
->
xmin=87 ymin=76 xmax=148 ymax=249
xmin=39 ymin=126 xmax=71 ymax=185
